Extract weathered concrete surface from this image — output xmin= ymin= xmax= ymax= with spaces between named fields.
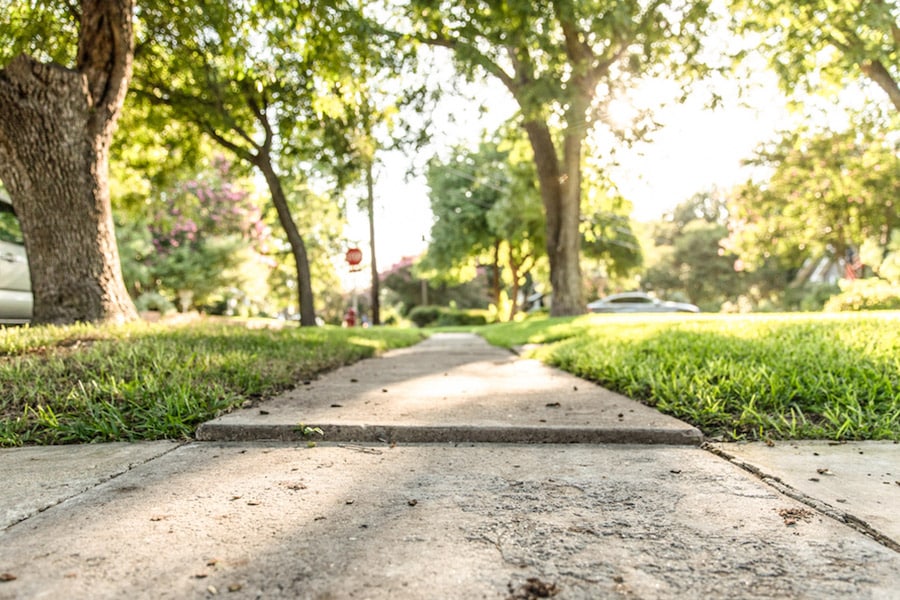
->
xmin=1 ymin=442 xmax=898 ymax=600
xmin=3 ymin=333 xmax=898 ymax=599
xmin=0 ymin=441 xmax=180 ymax=529
xmin=711 ymin=440 xmax=900 ymax=549
xmin=197 ymin=333 xmax=702 ymax=445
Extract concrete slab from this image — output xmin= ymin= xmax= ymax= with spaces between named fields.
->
xmin=710 ymin=440 xmax=900 ymax=549
xmin=197 ymin=333 xmax=702 ymax=445
xmin=0 ymin=442 xmax=897 ymax=599
xmin=0 ymin=441 xmax=181 ymax=530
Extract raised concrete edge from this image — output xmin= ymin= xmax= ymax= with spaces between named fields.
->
xmin=195 ymin=422 xmax=704 ymax=445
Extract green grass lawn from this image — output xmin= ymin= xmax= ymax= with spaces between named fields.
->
xmin=0 ymin=318 xmax=423 ymax=446
xmin=4 ymin=311 xmax=898 ymax=445
xmin=480 ymin=311 xmax=900 ymax=441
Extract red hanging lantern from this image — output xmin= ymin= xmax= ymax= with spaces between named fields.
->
xmin=345 ymin=247 xmax=363 ymax=268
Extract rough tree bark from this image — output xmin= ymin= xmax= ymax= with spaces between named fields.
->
xmin=0 ymin=0 xmax=137 ymax=324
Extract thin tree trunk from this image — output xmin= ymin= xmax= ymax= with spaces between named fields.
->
xmin=508 ymin=262 xmax=520 ymax=322
xmin=365 ymin=160 xmax=380 ymax=325
xmin=491 ymin=239 xmax=502 ymax=308
xmin=507 ymin=252 xmax=533 ymax=322
xmin=0 ymin=1 xmax=137 ymax=324
xmin=256 ymin=158 xmax=317 ymax=326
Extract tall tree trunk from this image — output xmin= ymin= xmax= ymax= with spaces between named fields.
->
xmin=365 ymin=159 xmax=380 ymax=325
xmin=508 ymin=261 xmax=520 ymax=322
xmin=256 ymin=158 xmax=317 ymax=326
xmin=0 ymin=1 xmax=138 ymax=324
xmin=522 ymin=118 xmax=585 ymax=317
xmin=491 ymin=239 xmax=502 ymax=308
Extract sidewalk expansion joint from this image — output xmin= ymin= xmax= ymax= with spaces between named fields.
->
xmin=703 ymin=442 xmax=900 ymax=554
xmin=1 ymin=441 xmax=189 ymax=533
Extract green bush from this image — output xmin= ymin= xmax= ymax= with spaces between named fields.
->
xmin=435 ymin=309 xmax=489 ymax=327
xmin=408 ymin=305 xmax=443 ymax=327
xmin=782 ymin=282 xmax=841 ymax=312
xmin=408 ymin=305 xmax=490 ymax=327
xmin=824 ymin=279 xmax=900 ymax=312
xmin=134 ymin=292 xmax=176 ymax=314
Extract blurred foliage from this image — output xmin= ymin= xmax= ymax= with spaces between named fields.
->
xmin=381 ymin=257 xmax=489 ymax=316
xmin=825 ymin=279 xmax=900 ymax=312
xmin=729 ymin=0 xmax=899 ymax=111
xmin=420 ymin=132 xmax=545 ymax=320
xmin=727 ymin=111 xmax=899 ymax=271
xmin=640 ymin=191 xmax=781 ymax=312
xmin=116 ymin=158 xmax=275 ymax=314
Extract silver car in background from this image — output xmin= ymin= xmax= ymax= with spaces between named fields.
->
xmin=587 ymin=291 xmax=699 ymax=314
xmin=0 ymin=196 xmax=32 ymax=324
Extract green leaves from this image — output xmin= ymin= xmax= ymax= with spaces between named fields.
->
xmin=729 ymin=112 xmax=900 ymax=272
xmin=421 ymin=134 xmax=545 ymax=318
xmin=0 ymin=1 xmax=79 ymax=65
xmin=729 ymin=0 xmax=899 ymax=110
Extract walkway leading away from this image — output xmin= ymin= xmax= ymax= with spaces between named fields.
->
xmin=197 ymin=332 xmax=702 ymax=445
xmin=1 ymin=333 xmax=897 ymax=599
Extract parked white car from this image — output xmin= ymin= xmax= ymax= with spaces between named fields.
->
xmin=0 ymin=196 xmax=32 ymax=324
xmin=587 ymin=292 xmax=699 ymax=314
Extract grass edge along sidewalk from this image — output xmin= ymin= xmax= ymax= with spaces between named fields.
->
xmin=478 ymin=311 xmax=900 ymax=443
xmin=0 ymin=319 xmax=423 ymax=446
xmin=3 ymin=311 xmax=898 ymax=446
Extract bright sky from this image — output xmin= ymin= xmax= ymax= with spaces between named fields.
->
xmin=607 ymin=81 xmax=791 ymax=221
xmin=340 ymin=63 xmax=794 ymax=282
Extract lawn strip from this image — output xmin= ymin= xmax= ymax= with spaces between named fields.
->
xmin=480 ymin=312 xmax=900 ymax=441
xmin=0 ymin=320 xmax=423 ymax=446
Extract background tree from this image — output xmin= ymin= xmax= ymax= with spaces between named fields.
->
xmin=422 ymin=137 xmax=545 ymax=319
xmin=727 ymin=113 xmax=900 ymax=273
xmin=311 ymin=25 xmax=427 ymax=327
xmin=580 ymin=173 xmax=643 ymax=298
xmin=131 ymin=1 xmax=370 ymax=326
xmin=730 ymin=0 xmax=899 ymax=111
xmin=484 ymin=149 xmax=545 ymax=320
xmin=111 ymin=89 xmax=346 ymax=321
xmin=398 ymin=0 xmax=715 ymax=316
xmin=0 ymin=0 xmax=137 ymax=323
xmin=422 ymin=141 xmax=507 ymax=304
xmin=140 ymin=159 xmax=273 ymax=313
xmin=642 ymin=191 xmax=750 ymax=311
xmin=381 ymin=256 xmax=489 ymax=317
xmin=278 ymin=177 xmax=347 ymax=323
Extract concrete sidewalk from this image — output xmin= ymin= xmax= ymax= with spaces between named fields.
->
xmin=197 ymin=332 xmax=702 ymax=445
xmin=1 ymin=333 xmax=898 ymax=599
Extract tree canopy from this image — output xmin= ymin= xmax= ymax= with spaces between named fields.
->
xmin=730 ymin=0 xmax=899 ymax=111
xmin=727 ymin=112 xmax=900 ymax=271
xmin=396 ymin=0 xmax=716 ymax=316
xmin=131 ymin=0 xmax=358 ymax=325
